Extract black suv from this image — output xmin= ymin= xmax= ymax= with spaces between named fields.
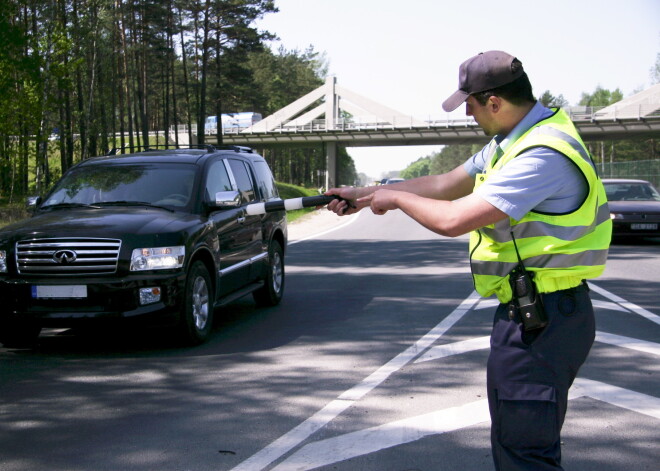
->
xmin=0 ymin=146 xmax=287 ymax=347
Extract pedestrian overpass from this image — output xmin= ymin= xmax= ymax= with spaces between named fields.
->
xmin=172 ymin=78 xmax=660 ymax=188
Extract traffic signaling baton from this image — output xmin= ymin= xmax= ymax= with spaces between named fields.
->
xmin=246 ymin=195 xmax=352 ymax=216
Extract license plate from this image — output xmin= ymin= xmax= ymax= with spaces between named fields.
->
xmin=630 ymin=223 xmax=658 ymax=230
xmin=32 ymin=285 xmax=88 ymax=299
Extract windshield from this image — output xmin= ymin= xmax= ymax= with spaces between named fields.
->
xmin=604 ymin=182 xmax=660 ymax=201
xmin=42 ymin=163 xmax=198 ymax=209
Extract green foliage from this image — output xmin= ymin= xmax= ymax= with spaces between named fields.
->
xmin=652 ymin=52 xmax=660 ymax=85
xmin=249 ymin=46 xmax=327 ymax=114
xmin=579 ymin=86 xmax=658 ymax=162
xmin=337 ymin=147 xmax=358 ymax=187
xmin=0 ymin=0 xmax=358 ymax=201
xmin=401 ymin=157 xmax=431 ymax=179
xmin=539 ymin=90 xmax=569 ymax=108
xmin=579 ymin=86 xmax=624 ymax=107
xmin=275 ymin=182 xmax=317 ymax=199
xmin=430 ymin=144 xmax=484 ymax=175
xmin=275 ymin=181 xmax=318 ymax=222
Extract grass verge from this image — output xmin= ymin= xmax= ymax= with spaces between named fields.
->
xmin=275 ymin=182 xmax=321 ymax=224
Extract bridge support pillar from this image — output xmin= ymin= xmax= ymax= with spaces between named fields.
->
xmin=325 ymin=142 xmax=337 ymax=190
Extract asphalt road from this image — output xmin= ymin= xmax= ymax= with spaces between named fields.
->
xmin=1 ymin=210 xmax=658 ymax=471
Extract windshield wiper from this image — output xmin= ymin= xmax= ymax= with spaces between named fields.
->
xmin=41 ymin=202 xmax=101 ymax=210
xmin=94 ymin=201 xmax=175 ymax=212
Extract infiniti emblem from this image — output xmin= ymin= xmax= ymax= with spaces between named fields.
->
xmin=53 ymin=249 xmax=77 ymax=264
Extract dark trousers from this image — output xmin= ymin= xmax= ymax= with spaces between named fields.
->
xmin=487 ymin=282 xmax=595 ymax=470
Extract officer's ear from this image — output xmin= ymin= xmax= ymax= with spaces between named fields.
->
xmin=487 ymin=96 xmax=502 ymax=113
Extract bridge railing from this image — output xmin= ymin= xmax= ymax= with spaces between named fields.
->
xmin=221 ymin=116 xmax=482 ymax=134
xmin=171 ymin=105 xmax=660 ymax=137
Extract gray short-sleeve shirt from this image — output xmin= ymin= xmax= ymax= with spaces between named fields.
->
xmin=463 ymin=103 xmax=589 ymax=221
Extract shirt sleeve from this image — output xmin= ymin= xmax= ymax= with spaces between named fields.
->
xmin=463 ymin=145 xmax=489 ymax=177
xmin=474 ymin=148 xmax=589 ymax=221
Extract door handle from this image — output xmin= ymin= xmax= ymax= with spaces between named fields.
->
xmin=237 ymin=216 xmax=246 ymax=224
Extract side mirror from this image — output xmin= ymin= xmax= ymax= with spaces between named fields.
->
xmin=26 ymin=196 xmax=41 ymax=213
xmin=211 ymin=190 xmax=241 ymax=209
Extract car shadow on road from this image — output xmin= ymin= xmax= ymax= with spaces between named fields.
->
xmin=4 ymin=237 xmax=474 ymax=358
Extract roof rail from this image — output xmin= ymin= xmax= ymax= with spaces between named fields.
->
xmin=107 ymin=144 xmax=217 ymax=156
xmin=214 ymin=145 xmax=254 ymax=153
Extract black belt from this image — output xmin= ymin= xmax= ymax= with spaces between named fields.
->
xmin=506 ymin=280 xmax=589 ymax=322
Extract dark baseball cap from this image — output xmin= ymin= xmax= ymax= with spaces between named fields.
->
xmin=442 ymin=51 xmax=524 ymax=112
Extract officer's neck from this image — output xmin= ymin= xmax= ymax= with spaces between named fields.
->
xmin=495 ymin=101 xmax=535 ymax=137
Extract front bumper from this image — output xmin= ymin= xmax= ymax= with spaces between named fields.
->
xmin=611 ymin=219 xmax=660 ymax=238
xmin=0 ymin=272 xmax=186 ymax=327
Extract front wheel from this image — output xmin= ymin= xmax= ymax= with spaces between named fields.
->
xmin=253 ymin=240 xmax=285 ymax=307
xmin=178 ymin=260 xmax=214 ymax=345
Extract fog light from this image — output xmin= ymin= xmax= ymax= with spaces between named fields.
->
xmin=139 ymin=287 xmax=161 ymax=305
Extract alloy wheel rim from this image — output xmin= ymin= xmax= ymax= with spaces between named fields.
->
xmin=271 ymin=252 xmax=282 ymax=293
xmin=192 ymin=275 xmax=209 ymax=330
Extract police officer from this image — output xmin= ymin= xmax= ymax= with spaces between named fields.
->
xmin=326 ymin=50 xmax=612 ymax=470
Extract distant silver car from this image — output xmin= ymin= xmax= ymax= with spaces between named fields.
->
xmin=603 ymin=178 xmax=660 ymax=239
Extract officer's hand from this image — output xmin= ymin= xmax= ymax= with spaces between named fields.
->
xmin=324 ymin=187 xmax=360 ymax=215
xmin=358 ymin=189 xmax=400 ymax=215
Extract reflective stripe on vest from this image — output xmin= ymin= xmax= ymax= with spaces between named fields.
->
xmin=469 ymin=108 xmax=612 ymax=302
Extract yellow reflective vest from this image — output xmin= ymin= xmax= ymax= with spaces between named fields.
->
xmin=469 ymin=108 xmax=612 ymax=303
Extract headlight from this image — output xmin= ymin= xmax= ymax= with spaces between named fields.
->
xmin=609 ymin=213 xmax=624 ymax=220
xmin=0 ymin=250 xmax=7 ymax=273
xmin=130 ymin=246 xmax=185 ymax=271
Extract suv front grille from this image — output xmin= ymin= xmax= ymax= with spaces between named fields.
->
xmin=16 ymin=238 xmax=122 ymax=275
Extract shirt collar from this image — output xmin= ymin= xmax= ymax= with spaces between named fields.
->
xmin=495 ymin=101 xmax=550 ymax=152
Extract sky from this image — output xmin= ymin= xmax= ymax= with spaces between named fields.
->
xmin=256 ymin=0 xmax=659 ymax=180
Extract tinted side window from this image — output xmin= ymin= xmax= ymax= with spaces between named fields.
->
xmin=228 ymin=159 xmax=256 ymax=204
xmin=253 ymin=161 xmax=279 ymax=201
xmin=205 ymin=160 xmax=232 ymax=201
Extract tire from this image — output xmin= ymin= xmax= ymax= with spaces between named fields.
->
xmin=0 ymin=320 xmax=41 ymax=348
xmin=253 ymin=240 xmax=285 ymax=307
xmin=179 ymin=260 xmax=214 ymax=345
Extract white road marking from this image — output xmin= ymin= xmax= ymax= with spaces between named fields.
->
xmin=570 ymin=378 xmax=660 ymax=419
xmin=589 ymin=282 xmax=660 ymax=325
xmin=228 ymin=291 xmax=481 ymax=471
xmin=274 ymin=379 xmax=660 ymax=471
xmin=288 ymin=212 xmax=360 ymax=245
xmin=591 ymin=299 xmax=630 ymax=312
xmin=271 ymin=400 xmax=490 ymax=471
xmin=473 ymin=298 xmax=500 ymax=310
xmin=229 ymin=399 xmax=355 ymax=471
xmin=595 ymin=331 xmax=660 ymax=357
xmin=231 ymin=284 xmax=660 ymax=471
xmin=286 ymin=265 xmax=469 ymax=276
xmin=339 ymin=292 xmax=481 ymax=402
xmin=414 ymin=336 xmax=490 ymax=364
xmin=405 ymin=331 xmax=660 ymax=365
